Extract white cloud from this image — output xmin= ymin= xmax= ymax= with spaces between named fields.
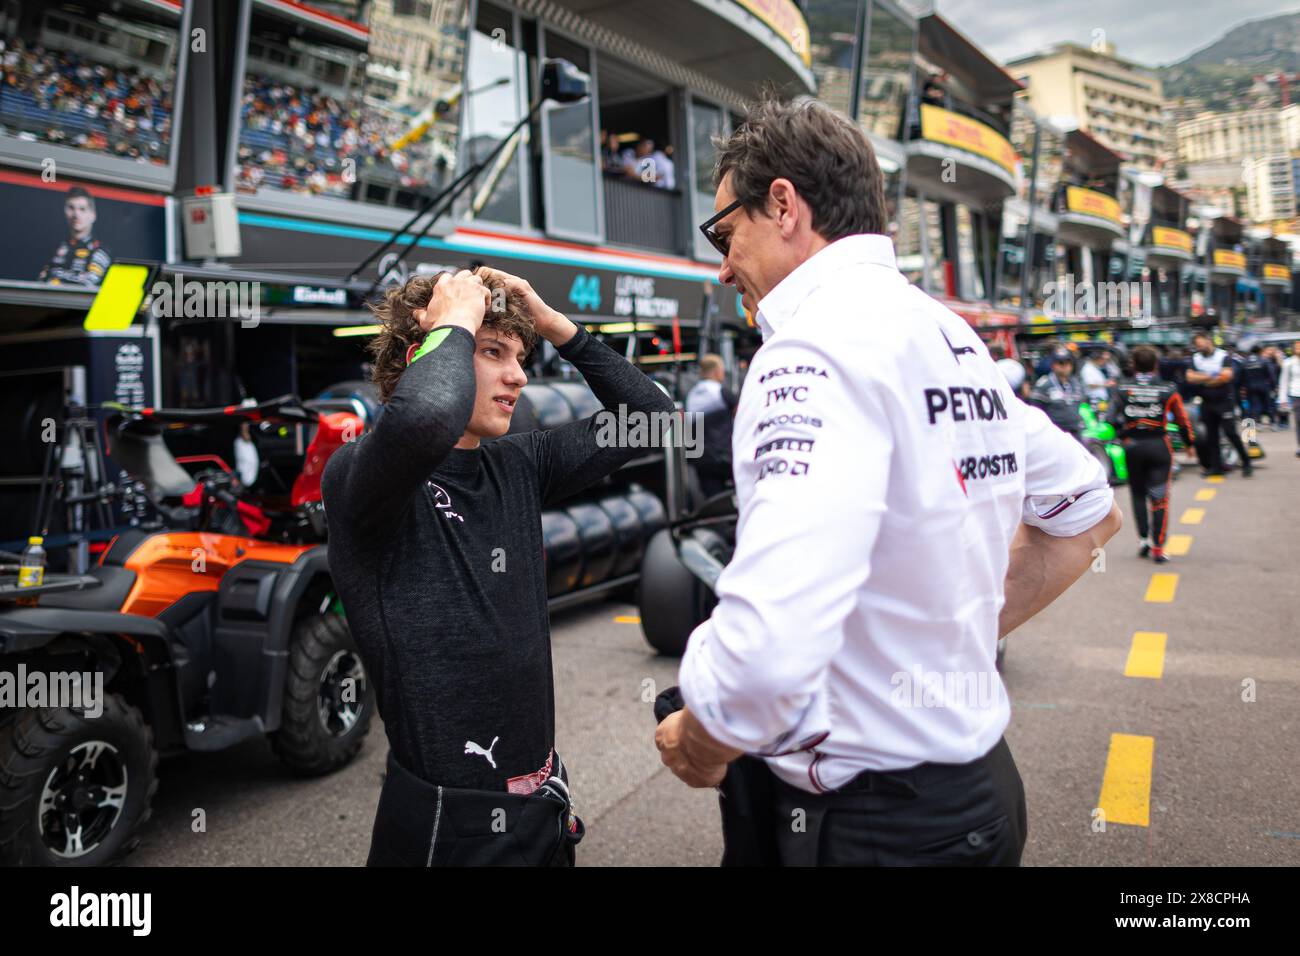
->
xmin=937 ymin=0 xmax=1300 ymax=68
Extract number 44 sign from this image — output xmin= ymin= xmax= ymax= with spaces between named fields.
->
xmin=568 ymin=274 xmax=601 ymax=311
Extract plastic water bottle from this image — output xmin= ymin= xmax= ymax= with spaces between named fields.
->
xmin=17 ymin=536 xmax=46 ymax=589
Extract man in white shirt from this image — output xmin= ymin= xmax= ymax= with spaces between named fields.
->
xmin=654 ymin=98 xmax=1122 ymax=866
xmin=1278 ymin=340 xmax=1300 ymax=456
xmin=1079 ymin=350 xmax=1113 ymax=403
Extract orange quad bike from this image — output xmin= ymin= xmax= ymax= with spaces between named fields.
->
xmin=0 ymin=397 xmax=374 ymax=866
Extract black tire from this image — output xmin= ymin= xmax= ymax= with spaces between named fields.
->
xmin=639 ymin=529 xmax=715 ymax=657
xmin=0 ymin=693 xmax=158 ymax=866
xmin=1087 ymin=441 xmax=1116 ymax=485
xmin=272 ymin=613 xmax=374 ymax=776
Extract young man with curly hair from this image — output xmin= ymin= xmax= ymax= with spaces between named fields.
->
xmin=323 ymin=267 xmax=673 ymax=866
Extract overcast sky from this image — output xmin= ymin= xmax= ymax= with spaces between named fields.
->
xmin=936 ymin=0 xmax=1300 ymax=69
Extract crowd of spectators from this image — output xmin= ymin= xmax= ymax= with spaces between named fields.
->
xmin=0 ymin=36 xmax=172 ymax=164
xmin=236 ymin=72 xmax=436 ymax=197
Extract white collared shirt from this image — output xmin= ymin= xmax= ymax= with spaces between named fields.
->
xmin=677 ymin=234 xmax=1114 ymax=793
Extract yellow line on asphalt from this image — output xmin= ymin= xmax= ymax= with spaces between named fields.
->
xmin=1098 ymin=733 xmax=1155 ymax=827
xmin=1194 ymin=488 xmax=1216 ymax=501
xmin=1165 ymin=534 xmax=1192 ymax=556
xmin=1145 ymin=573 xmax=1179 ymax=603
xmin=1125 ymin=632 xmax=1167 ymax=679
xmin=1206 ymin=475 xmax=1225 ymax=484
xmin=1180 ymin=507 xmax=1205 ymax=525
xmin=614 ymin=615 xmax=641 ymax=624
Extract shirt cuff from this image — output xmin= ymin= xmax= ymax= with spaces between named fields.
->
xmin=1023 ymin=485 xmax=1115 ymax=537
xmin=678 ymin=625 xmax=832 ymax=756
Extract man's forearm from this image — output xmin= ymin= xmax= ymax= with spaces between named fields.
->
xmin=998 ymin=503 xmax=1122 ymax=638
xmin=558 ymin=325 xmax=674 ymax=416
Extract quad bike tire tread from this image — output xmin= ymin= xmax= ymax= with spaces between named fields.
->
xmin=271 ymin=612 xmax=372 ymax=777
xmin=0 ymin=693 xmax=158 ymax=866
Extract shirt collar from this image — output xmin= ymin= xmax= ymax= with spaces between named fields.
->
xmin=754 ymin=234 xmax=896 ymax=340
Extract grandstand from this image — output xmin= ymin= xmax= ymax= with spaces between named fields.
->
xmin=0 ymin=34 xmax=173 ymax=165
xmin=236 ymin=69 xmax=440 ymax=198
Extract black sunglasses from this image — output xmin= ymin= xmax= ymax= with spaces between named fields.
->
xmin=699 ymin=198 xmax=743 ymax=257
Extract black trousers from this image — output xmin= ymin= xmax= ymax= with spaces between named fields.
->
xmin=719 ymin=737 xmax=1027 ymax=866
xmin=1125 ymin=435 xmax=1173 ymax=546
xmin=1245 ymin=389 xmax=1272 ymax=423
xmin=366 ymin=750 xmax=582 ymax=867
xmin=1199 ymin=402 xmax=1250 ymax=472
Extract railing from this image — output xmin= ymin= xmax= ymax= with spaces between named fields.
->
xmin=603 ymin=174 xmax=682 ymax=255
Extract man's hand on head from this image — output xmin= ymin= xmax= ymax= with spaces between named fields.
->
xmin=475 ymin=265 xmax=576 ymax=347
xmin=416 ymin=270 xmax=491 ymax=337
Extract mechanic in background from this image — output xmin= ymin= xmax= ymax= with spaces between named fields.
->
xmin=1109 ymin=346 xmax=1196 ymax=564
xmin=684 ymin=353 xmax=738 ymax=497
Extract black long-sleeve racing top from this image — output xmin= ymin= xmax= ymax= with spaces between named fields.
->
xmin=322 ymin=324 xmax=673 ymax=790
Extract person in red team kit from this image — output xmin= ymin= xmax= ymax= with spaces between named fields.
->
xmin=1109 ymin=346 xmax=1196 ymax=563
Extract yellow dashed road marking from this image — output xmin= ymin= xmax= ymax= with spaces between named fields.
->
xmin=1206 ymin=475 xmax=1224 ymax=484
xmin=1194 ymin=489 xmax=1216 ymax=501
xmin=1180 ymin=507 xmax=1205 ymax=525
xmin=1098 ymin=733 xmax=1155 ymax=827
xmin=614 ymin=615 xmax=641 ymax=624
xmin=1165 ymin=534 xmax=1192 ymax=556
xmin=1145 ymin=573 xmax=1178 ymax=603
xmin=1125 ymin=632 xmax=1167 ymax=679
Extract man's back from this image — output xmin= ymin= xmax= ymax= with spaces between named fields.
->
xmin=1110 ymin=374 xmax=1189 ymax=439
xmin=682 ymin=236 xmax=1111 ymax=791
xmin=685 ymin=377 xmax=736 ymax=465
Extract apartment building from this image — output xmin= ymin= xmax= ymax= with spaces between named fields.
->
xmin=1007 ymin=42 xmax=1165 ymax=170
xmin=1177 ymin=108 xmax=1286 ymax=167
xmin=1244 ymin=154 xmax=1297 ymax=223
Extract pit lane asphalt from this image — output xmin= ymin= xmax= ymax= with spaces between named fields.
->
xmin=128 ymin=427 xmax=1300 ymax=866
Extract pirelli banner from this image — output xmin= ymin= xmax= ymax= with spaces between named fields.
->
xmin=919 ymin=105 xmax=1018 ymax=179
xmin=1262 ymin=262 xmax=1291 ymax=284
xmin=1213 ymin=249 xmax=1247 ymax=272
xmin=1065 ymin=187 xmax=1122 ymax=226
xmin=1150 ymin=226 xmax=1193 ymax=255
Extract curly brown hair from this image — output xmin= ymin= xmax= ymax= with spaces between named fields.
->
xmin=367 ymin=269 xmax=538 ymax=403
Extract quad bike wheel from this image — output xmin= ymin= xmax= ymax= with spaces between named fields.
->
xmin=0 ymin=693 xmax=158 ymax=866
xmin=272 ymin=611 xmax=374 ymax=776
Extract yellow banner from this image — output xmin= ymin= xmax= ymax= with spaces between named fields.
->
xmin=1213 ymin=250 xmax=1246 ymax=270
xmin=1263 ymin=262 xmax=1290 ymax=281
xmin=733 ymin=0 xmax=811 ymax=66
xmin=1066 ymin=187 xmax=1122 ymax=225
xmin=1150 ymin=226 xmax=1192 ymax=254
xmin=919 ymin=104 xmax=1018 ymax=178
